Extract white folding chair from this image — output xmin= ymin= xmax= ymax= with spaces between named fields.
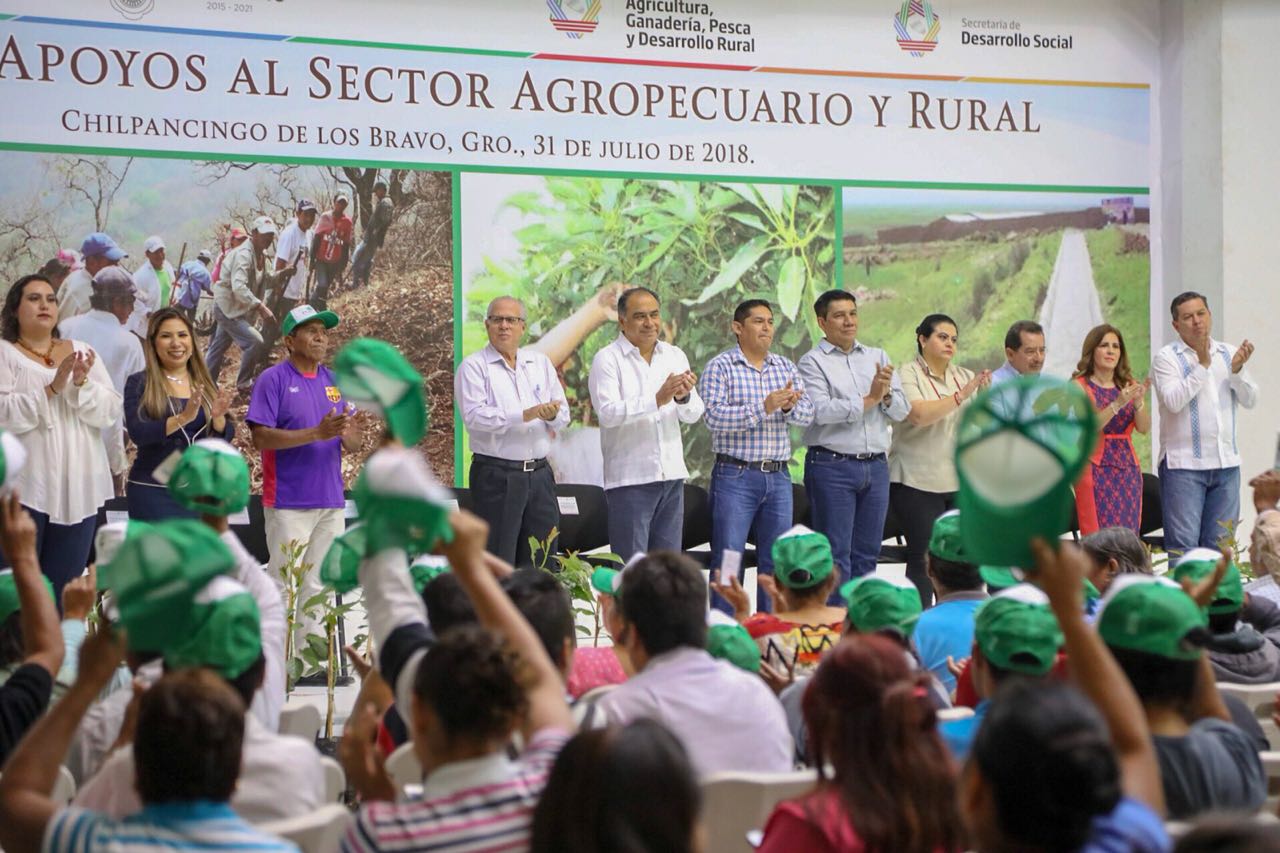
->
xmin=278 ymin=703 xmax=322 ymax=740
xmin=318 ymin=755 xmax=345 ymax=802
xmin=1216 ymin=682 xmax=1280 ymax=718
xmin=259 ymin=803 xmax=352 ymax=853
xmin=385 ymin=742 xmax=423 ymax=802
xmin=701 ymin=769 xmax=817 ymax=853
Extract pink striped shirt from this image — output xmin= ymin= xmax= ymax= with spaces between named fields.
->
xmin=341 ymin=728 xmax=570 ymax=853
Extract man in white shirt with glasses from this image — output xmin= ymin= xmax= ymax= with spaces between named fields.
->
xmin=589 ymin=287 xmax=704 ymax=560
xmin=455 ymin=296 xmax=569 ymax=566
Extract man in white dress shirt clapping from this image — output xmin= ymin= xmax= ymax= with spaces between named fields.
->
xmin=589 ymin=287 xmax=704 ymax=560
xmin=455 ymin=296 xmax=569 ymax=566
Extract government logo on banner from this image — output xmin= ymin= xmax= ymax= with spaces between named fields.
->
xmin=110 ymin=0 xmax=155 ymax=21
xmin=894 ymin=0 xmax=941 ymax=57
xmin=548 ymin=0 xmax=601 ymax=38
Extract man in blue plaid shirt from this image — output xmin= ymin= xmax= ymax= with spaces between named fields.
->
xmin=700 ymin=299 xmax=814 ymax=612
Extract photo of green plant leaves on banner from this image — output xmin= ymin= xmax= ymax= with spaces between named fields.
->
xmin=459 ymin=174 xmax=836 ymax=486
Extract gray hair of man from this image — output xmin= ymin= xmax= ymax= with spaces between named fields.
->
xmin=485 ymin=296 xmax=527 ymax=321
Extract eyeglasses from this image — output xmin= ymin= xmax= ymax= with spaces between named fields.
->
xmin=487 ymin=315 xmax=525 ymax=326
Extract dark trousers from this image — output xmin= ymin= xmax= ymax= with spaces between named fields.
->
xmin=889 ymin=483 xmax=955 ymax=609
xmin=605 ymin=479 xmax=684 ymax=561
xmin=0 ymin=507 xmax=98 ymax=604
xmin=469 ymin=455 xmax=559 ymax=567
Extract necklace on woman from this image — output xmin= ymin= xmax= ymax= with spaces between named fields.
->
xmin=16 ymin=338 xmax=55 ymax=367
xmin=165 ymin=373 xmax=188 ymax=383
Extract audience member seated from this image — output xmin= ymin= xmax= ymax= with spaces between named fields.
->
xmin=339 ymin=472 xmax=574 ymax=853
xmin=939 ymin=584 xmax=1062 ymax=761
xmin=757 ymin=634 xmax=962 ymax=853
xmin=1174 ymin=547 xmax=1280 ymax=684
xmin=0 ymin=494 xmax=64 ymax=765
xmin=530 ymin=719 xmax=701 ymax=853
xmin=1080 ymin=526 xmax=1152 ymax=596
xmin=1243 ymin=470 xmax=1280 ymax=605
xmin=724 ymin=526 xmax=845 ymax=679
xmin=1096 ymin=566 xmax=1266 ymax=819
xmin=0 ymin=641 xmax=296 ymax=853
xmin=706 ymin=611 xmax=763 ymax=674
xmin=75 ymin=573 xmax=324 ymax=823
xmin=913 ymin=510 xmax=987 ymax=694
xmin=593 ymin=550 xmax=793 ymax=775
xmin=840 ymin=574 xmax=950 ymax=709
xmin=960 ymin=539 xmax=1169 ymax=853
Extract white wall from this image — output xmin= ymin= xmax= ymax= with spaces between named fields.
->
xmin=1162 ymin=0 xmax=1277 ymax=537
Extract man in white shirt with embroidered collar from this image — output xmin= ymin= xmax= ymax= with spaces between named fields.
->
xmin=588 ymin=286 xmax=704 ymax=560
xmin=593 ymin=551 xmax=792 ymax=775
xmin=1152 ymin=291 xmax=1259 ymax=555
xmin=455 ymin=295 xmax=569 ymax=566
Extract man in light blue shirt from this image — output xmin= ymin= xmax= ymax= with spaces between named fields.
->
xmin=797 ymin=290 xmax=909 ymax=602
xmin=991 ymin=320 xmax=1046 ymax=385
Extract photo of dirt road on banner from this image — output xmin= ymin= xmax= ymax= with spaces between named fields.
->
xmin=0 ymin=153 xmax=455 ymax=485
xmin=459 ymin=172 xmax=836 ymax=487
xmin=842 ymin=187 xmax=1152 ymax=466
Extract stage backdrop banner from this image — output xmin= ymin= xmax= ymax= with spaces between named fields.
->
xmin=0 ymin=0 xmax=1158 ymax=485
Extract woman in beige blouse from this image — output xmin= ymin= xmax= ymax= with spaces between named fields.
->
xmin=888 ymin=313 xmax=990 ymax=606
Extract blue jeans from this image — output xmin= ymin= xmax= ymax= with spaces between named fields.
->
xmin=709 ymin=462 xmax=792 ymax=613
xmin=205 ymin=306 xmax=265 ymax=391
xmin=1159 ymin=460 xmax=1241 ymax=555
xmin=312 ymin=262 xmax=340 ymax=310
xmin=606 ymin=480 xmax=684 ymax=561
xmin=350 ymin=241 xmax=378 ymax=289
xmin=804 ymin=451 xmax=890 ymax=604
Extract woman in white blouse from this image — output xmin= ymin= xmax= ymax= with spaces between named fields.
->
xmin=0 ymin=274 xmax=121 ymax=598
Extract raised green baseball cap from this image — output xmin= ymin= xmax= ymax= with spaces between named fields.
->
xmin=955 ymin=376 xmax=1098 ymax=569
xmin=974 ymin=584 xmax=1063 ymax=676
xmin=98 ymin=520 xmax=235 ymax=652
xmin=281 ymin=303 xmax=339 ymax=337
xmin=706 ymin=611 xmax=761 ymax=673
xmin=164 ymin=576 xmax=263 ymax=679
xmin=590 ymin=552 xmax=649 ymax=598
xmin=1172 ymin=548 xmax=1244 ymax=616
xmin=334 ymin=338 xmax=426 ymax=446
xmin=0 ymin=569 xmax=54 ymax=624
xmin=410 ymin=554 xmax=450 ymax=594
xmin=94 ymin=520 xmax=153 ymax=569
xmin=928 ymin=509 xmax=968 ymax=564
xmin=1095 ymin=575 xmax=1209 ymax=661
xmin=159 ymin=439 xmax=250 ymax=516
xmin=771 ymin=525 xmax=833 ymax=590
xmin=840 ymin=575 xmax=922 ymax=637
xmin=319 ymin=523 xmax=368 ymax=595
xmin=0 ymin=429 xmax=27 ymax=494
xmin=352 ymin=447 xmax=453 ymax=555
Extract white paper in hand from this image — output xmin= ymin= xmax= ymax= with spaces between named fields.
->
xmin=719 ymin=549 xmax=742 ymax=584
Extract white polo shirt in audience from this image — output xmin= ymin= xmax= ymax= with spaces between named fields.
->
xmin=74 ymin=712 xmax=324 ymax=824
xmin=221 ymin=531 xmax=286 ymax=733
xmin=588 ymin=336 xmax=705 ymax=490
xmin=65 ymin=659 xmax=163 ymax=785
xmin=596 ymin=646 xmax=793 ymax=775
xmin=454 ymin=344 xmax=569 ymax=461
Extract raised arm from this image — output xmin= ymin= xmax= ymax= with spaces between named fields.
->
xmin=1 ymin=495 xmax=62 ymax=679
xmin=0 ymin=626 xmax=125 ymax=853
xmin=1033 ymin=538 xmax=1165 ymax=815
xmin=443 ymin=510 xmax=573 ymax=738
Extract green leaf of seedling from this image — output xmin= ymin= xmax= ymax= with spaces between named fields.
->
xmin=686 ymin=235 xmax=771 ymax=305
xmin=776 ymin=255 xmax=806 ymax=321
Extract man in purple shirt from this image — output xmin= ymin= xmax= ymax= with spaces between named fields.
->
xmin=247 ymin=304 xmax=360 ymax=683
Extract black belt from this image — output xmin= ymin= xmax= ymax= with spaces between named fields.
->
xmin=472 ymin=453 xmax=548 ymax=473
xmin=810 ymin=447 xmax=886 ymax=462
xmin=715 ymin=454 xmax=788 ymax=473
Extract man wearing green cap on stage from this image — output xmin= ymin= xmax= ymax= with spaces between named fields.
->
xmin=160 ymin=438 xmax=287 ymax=730
xmin=0 ymin=493 xmax=63 ymax=764
xmin=248 ymin=303 xmax=360 ymax=685
xmin=1172 ymin=548 xmax=1280 ymax=684
xmin=938 ymin=583 xmax=1062 ymax=759
xmin=913 ymin=510 xmax=987 ymax=694
xmin=1096 ymin=571 xmax=1266 ymax=818
xmin=74 ymin=573 xmax=325 ymax=824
